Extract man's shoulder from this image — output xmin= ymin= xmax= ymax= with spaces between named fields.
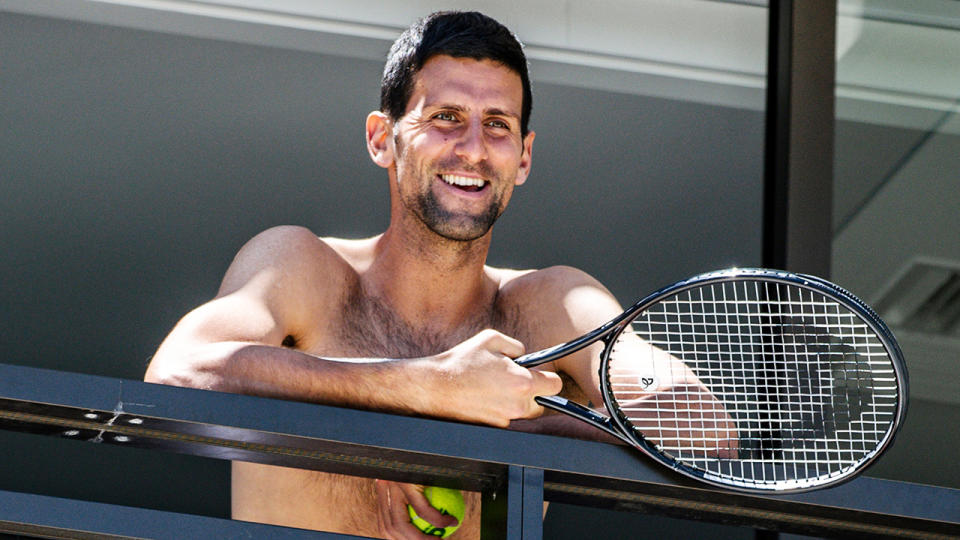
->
xmin=236 ymin=226 xmax=374 ymax=268
xmin=495 ymin=264 xmax=623 ymax=342
xmin=220 ymin=226 xmax=364 ymax=294
xmin=233 ymin=226 xmax=332 ymax=267
xmin=496 ymin=265 xmax=605 ymax=299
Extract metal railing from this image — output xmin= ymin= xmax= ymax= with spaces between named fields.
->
xmin=1 ymin=362 xmax=958 ymax=539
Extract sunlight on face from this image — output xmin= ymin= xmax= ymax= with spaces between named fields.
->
xmin=390 ymin=55 xmax=533 ymax=241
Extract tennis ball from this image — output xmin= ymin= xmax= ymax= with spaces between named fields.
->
xmin=407 ymin=486 xmax=465 ymax=538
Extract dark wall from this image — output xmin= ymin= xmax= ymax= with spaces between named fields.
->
xmin=0 ymin=12 xmax=765 ymax=532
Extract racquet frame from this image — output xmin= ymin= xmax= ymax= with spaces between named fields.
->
xmin=515 ymin=268 xmax=908 ymax=493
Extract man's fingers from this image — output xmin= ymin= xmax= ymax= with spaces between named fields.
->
xmin=437 ymin=329 xmax=574 ymax=426
xmin=476 ymin=328 xmax=525 ymax=359
xmin=376 ymin=480 xmax=439 ymax=540
xmin=399 ymin=484 xmax=459 ymax=529
xmin=511 ymin=368 xmax=563 ymax=419
xmin=375 ymin=479 xmax=409 ymax=538
xmin=531 ymin=367 xmax=563 ymax=397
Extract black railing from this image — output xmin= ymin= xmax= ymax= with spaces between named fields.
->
xmin=1 ymin=363 xmax=959 ymax=539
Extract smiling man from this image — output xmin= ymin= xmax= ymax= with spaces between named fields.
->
xmin=145 ymin=11 xmax=635 ymax=539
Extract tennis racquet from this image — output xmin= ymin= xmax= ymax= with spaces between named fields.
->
xmin=515 ymin=268 xmax=908 ymax=493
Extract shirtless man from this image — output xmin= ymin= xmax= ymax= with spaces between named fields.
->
xmin=144 ymin=11 xmax=721 ymax=539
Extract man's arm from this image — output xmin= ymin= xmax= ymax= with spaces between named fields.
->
xmin=511 ymin=266 xmax=737 ymax=454
xmin=498 ymin=266 xmax=623 ymax=441
xmin=144 ymin=226 xmax=561 ymax=427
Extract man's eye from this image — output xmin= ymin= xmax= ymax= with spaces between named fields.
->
xmin=486 ymin=119 xmax=510 ymax=130
xmin=434 ymin=112 xmax=457 ymax=122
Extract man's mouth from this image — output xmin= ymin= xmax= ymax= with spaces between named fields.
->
xmin=440 ymin=174 xmax=487 ymax=192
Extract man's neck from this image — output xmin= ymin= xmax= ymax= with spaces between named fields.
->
xmin=362 ymin=224 xmax=497 ymax=334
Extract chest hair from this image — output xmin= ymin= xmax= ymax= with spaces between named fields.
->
xmin=333 ymin=285 xmax=526 ymax=359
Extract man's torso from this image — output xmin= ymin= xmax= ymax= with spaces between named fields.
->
xmin=231 ymin=236 xmax=585 ymax=538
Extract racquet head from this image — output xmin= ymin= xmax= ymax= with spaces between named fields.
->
xmin=601 ymin=268 xmax=907 ymax=493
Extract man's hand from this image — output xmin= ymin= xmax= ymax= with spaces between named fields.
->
xmin=375 ymin=480 xmax=459 ymax=539
xmin=430 ymin=329 xmax=563 ymax=427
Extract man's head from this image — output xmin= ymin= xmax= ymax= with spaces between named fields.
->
xmin=367 ymin=12 xmax=535 ymax=245
xmin=380 ymin=11 xmax=532 ymax=137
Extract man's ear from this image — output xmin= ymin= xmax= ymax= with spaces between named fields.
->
xmin=514 ymin=130 xmax=535 ymax=186
xmin=366 ymin=111 xmax=394 ymax=168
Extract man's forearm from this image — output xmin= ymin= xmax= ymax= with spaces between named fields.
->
xmin=145 ymin=341 xmax=437 ymax=417
xmin=145 ymin=330 xmax=563 ymax=427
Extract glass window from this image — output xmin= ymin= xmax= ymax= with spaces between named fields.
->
xmin=834 ymin=0 xmax=960 ymax=488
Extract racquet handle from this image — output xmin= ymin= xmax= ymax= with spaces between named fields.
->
xmin=534 ymin=396 xmax=633 ymax=445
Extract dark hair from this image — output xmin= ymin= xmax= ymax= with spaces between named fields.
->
xmin=380 ymin=11 xmax=533 ymax=136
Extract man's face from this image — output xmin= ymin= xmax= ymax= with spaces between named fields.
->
xmin=390 ymin=55 xmax=535 ymax=242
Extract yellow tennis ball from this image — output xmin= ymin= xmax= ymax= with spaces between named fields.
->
xmin=407 ymin=486 xmax=465 ymax=538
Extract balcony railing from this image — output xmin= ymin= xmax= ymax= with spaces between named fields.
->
xmin=1 ymin=362 xmax=958 ymax=539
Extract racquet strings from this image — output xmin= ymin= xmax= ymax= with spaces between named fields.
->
xmin=605 ymin=279 xmax=900 ymax=489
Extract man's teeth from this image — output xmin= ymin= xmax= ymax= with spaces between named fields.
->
xmin=441 ymin=174 xmax=485 ymax=188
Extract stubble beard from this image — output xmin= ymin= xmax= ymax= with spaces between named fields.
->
xmin=412 ymin=186 xmax=504 ymax=242
xmin=395 ymin=138 xmax=510 ymax=243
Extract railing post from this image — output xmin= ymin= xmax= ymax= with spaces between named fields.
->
xmin=480 ymin=465 xmax=544 ymax=539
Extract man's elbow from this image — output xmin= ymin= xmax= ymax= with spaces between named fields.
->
xmin=145 ymin=360 xmax=199 ymax=388
xmin=145 ymin=337 xmax=244 ymax=389
xmin=144 ymin=351 xmax=221 ymax=391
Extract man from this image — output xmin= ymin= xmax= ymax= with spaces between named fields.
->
xmin=145 ymin=11 xmax=717 ymax=539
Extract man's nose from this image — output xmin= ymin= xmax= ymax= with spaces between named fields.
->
xmin=454 ymin=120 xmax=487 ymax=163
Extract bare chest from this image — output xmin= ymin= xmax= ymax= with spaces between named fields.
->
xmin=303 ymin=285 xmax=529 ymax=360
xmin=233 ymin=279 xmax=579 ymax=536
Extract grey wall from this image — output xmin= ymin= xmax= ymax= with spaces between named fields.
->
xmin=0 ymin=16 xmax=764 ymax=383
xmin=0 ymin=11 xmax=768 ymax=533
